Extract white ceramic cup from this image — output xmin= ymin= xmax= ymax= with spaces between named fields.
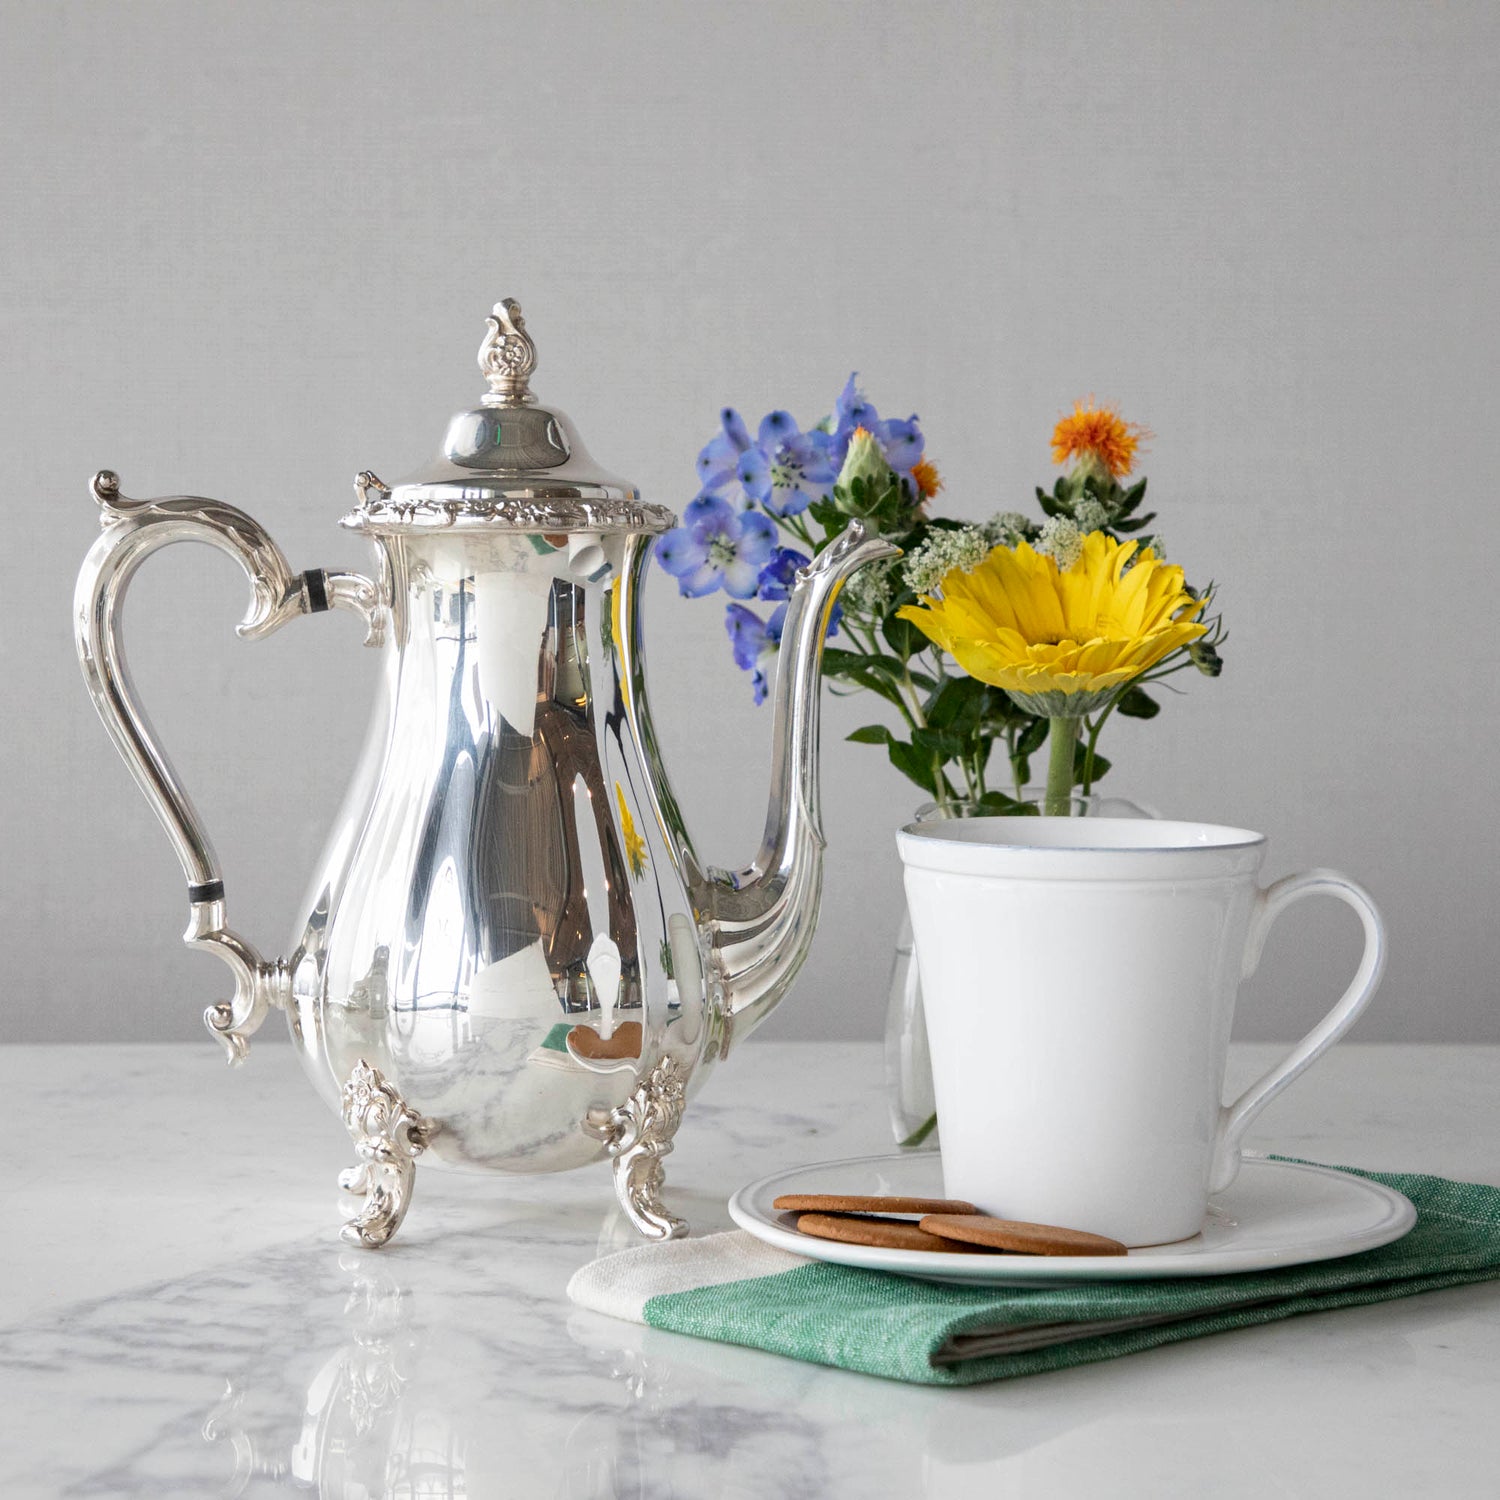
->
xmin=897 ymin=817 xmax=1386 ymax=1246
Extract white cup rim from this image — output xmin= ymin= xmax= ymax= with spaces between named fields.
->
xmin=897 ymin=816 xmax=1267 ymax=878
xmin=899 ymin=815 xmax=1264 ymax=853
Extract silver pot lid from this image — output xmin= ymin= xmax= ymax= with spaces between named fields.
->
xmin=342 ymin=299 xmax=676 ymax=536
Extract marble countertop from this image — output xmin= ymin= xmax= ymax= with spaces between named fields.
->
xmin=3 ymin=1040 xmax=1499 ymax=1497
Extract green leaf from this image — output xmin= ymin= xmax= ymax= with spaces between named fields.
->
xmin=1006 ymin=707 xmax=1049 ymax=791
xmin=975 ymin=685 xmax=1033 ymax=733
xmin=1115 ymin=686 xmax=1160 ymax=719
xmin=867 ymin=651 xmax=916 ymax=678
xmin=1112 ymin=512 xmax=1158 ymax=534
xmin=819 ymin=650 xmax=907 ymax=710
xmin=924 ymin=675 xmax=986 ymax=731
xmin=835 ymin=472 xmax=910 ymax=529
xmin=807 ymin=499 xmax=845 ymax=534
xmin=854 ymin=651 xmax=931 ymax=693
xmin=832 ymin=478 xmax=872 ymax=520
xmin=913 ymin=725 xmax=967 ymax=762
xmin=855 ymin=673 xmax=908 ymax=710
xmin=821 ymin=647 xmax=876 ymax=678
xmin=976 ymin=789 xmax=1036 ymax=817
xmin=1117 ymin=477 xmax=1148 ymax=516
xmin=846 ymin=724 xmax=893 ymax=745
xmin=1073 ymin=744 xmax=1112 ymax=786
xmin=887 ymin=738 xmax=939 ymax=796
xmin=882 ymin=608 xmax=924 ymax=660
xmin=1016 ymin=716 xmax=1050 ymax=757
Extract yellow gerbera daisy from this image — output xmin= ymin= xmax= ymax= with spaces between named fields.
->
xmin=616 ymin=782 xmax=647 ymax=879
xmin=897 ymin=533 xmax=1207 ymax=717
xmin=1051 ymin=402 xmax=1148 ymax=480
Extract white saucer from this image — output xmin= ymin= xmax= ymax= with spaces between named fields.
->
xmin=728 ymin=1152 xmax=1416 ymax=1286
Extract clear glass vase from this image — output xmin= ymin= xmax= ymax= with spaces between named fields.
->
xmin=883 ymin=791 xmax=1156 ymax=1148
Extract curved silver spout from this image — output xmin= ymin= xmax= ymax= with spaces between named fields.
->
xmin=701 ymin=521 xmax=899 ymax=1047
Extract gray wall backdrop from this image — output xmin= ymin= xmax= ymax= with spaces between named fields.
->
xmin=4 ymin=1 xmax=1495 ymax=1046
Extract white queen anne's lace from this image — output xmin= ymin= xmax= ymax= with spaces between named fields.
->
xmin=902 ymin=527 xmax=991 ymax=596
xmin=1034 ymin=516 xmax=1084 ymax=570
xmin=984 ymin=512 xmax=1034 ymax=544
xmin=843 ymin=565 xmax=893 ymax=615
xmin=1072 ymin=497 xmax=1111 ymax=532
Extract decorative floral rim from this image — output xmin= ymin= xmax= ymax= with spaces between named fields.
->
xmin=342 ymin=493 xmax=678 ymax=536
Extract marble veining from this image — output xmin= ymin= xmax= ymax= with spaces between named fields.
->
xmin=3 ymin=1042 xmax=1500 ymax=1497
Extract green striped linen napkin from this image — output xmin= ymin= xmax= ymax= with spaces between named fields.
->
xmin=567 ymin=1163 xmax=1500 ymax=1385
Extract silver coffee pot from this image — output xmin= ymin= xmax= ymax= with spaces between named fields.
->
xmin=75 ymin=300 xmax=894 ymax=1247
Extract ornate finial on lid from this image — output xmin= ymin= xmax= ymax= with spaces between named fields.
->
xmin=477 ymin=298 xmax=538 ymax=405
xmin=341 ymin=296 xmax=674 ymax=535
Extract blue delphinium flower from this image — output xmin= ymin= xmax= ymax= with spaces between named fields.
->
xmin=830 ymin=372 xmax=925 ymax=480
xmin=656 ymin=495 xmax=777 ymax=598
xmin=695 ymin=408 xmax=755 ymax=503
xmin=832 ymin=374 xmax=881 ymax=450
xmin=756 ymin=546 xmax=808 ymax=601
xmin=663 ymin=378 xmax=911 ymax=698
xmin=757 ymin=546 xmax=842 ymax=633
xmin=736 ymin=411 xmax=838 ymax=518
xmin=723 ymin=552 xmax=842 ymax=702
xmin=725 ymin=601 xmax=788 ymax=706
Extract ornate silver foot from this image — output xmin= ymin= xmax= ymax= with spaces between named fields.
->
xmin=339 ymin=1060 xmax=431 ymax=1249
xmin=595 ymin=1056 xmax=689 ymax=1240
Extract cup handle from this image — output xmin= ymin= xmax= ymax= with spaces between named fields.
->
xmin=1207 ymin=869 xmax=1386 ymax=1192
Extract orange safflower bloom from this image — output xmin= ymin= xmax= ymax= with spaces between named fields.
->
xmin=1051 ymin=402 xmax=1149 ymax=480
xmin=910 ymin=458 xmax=943 ymax=500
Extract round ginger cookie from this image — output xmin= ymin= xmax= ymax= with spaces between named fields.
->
xmin=773 ymin=1193 xmax=979 ymax=1217
xmin=794 ymin=1212 xmax=989 ymax=1254
xmin=919 ymin=1214 xmax=1127 ymax=1257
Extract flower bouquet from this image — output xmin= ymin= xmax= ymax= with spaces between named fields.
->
xmin=655 ymin=385 xmax=1224 ymax=819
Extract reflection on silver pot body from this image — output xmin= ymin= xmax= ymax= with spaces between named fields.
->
xmin=75 ymin=300 xmax=896 ymax=1245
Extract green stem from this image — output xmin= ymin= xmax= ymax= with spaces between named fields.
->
xmin=1005 ymin=726 xmax=1025 ymax=801
xmin=894 ymin=663 xmax=953 ymax=808
xmin=846 ymin=620 xmax=954 ymax=808
xmin=852 ymin=623 xmax=920 ymax=735
xmin=1045 ymin=717 xmax=1079 ymax=816
xmin=1081 ymin=695 xmax=1121 ymax=796
xmin=957 ymin=753 xmax=977 ymax=802
xmin=782 ymin=514 xmax=816 ymax=550
xmin=899 ymin=666 xmax=928 ymax=728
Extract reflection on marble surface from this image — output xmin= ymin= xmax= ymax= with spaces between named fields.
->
xmin=191 ymin=1246 xmax=859 ymax=1497
xmin=4 ymin=1042 xmax=1500 ymax=1496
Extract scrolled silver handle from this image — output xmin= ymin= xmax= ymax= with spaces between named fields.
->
xmin=73 ymin=470 xmax=386 ymax=1062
